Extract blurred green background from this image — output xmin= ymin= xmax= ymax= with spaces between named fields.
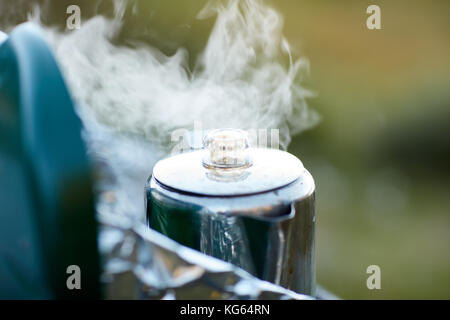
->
xmin=280 ymin=0 xmax=450 ymax=299
xmin=3 ymin=0 xmax=449 ymax=299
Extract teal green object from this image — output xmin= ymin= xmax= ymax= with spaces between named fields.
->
xmin=0 ymin=24 xmax=100 ymax=299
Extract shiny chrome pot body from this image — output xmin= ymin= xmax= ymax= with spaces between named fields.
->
xmin=145 ymin=130 xmax=316 ymax=296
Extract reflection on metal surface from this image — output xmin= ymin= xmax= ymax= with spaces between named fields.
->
xmin=200 ymin=211 xmax=256 ymax=275
xmin=98 ymin=209 xmax=313 ymax=300
xmin=205 ymin=168 xmax=251 ymax=183
xmin=152 ymin=148 xmax=303 ymax=196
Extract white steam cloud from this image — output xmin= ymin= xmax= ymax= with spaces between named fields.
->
xmin=28 ymin=0 xmax=318 ymax=219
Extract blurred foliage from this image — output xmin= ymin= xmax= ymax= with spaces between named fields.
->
xmin=278 ymin=0 xmax=450 ymax=299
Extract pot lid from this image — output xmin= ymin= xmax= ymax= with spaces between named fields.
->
xmin=153 ymin=129 xmax=304 ymax=196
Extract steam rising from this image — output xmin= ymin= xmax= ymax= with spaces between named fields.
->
xmin=29 ymin=0 xmax=318 ymax=219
